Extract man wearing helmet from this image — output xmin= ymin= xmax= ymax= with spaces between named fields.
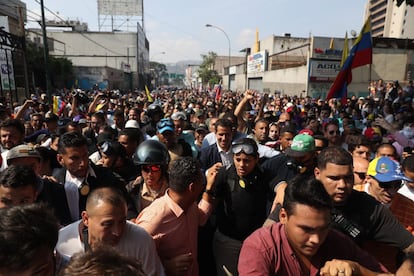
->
xmin=141 ymin=104 xmax=164 ymax=137
xmin=127 ymin=140 xmax=170 ymax=213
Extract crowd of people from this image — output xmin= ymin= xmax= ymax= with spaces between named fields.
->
xmin=0 ymin=78 xmax=414 ymax=275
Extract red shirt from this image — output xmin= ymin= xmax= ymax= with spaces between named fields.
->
xmin=238 ymin=223 xmax=387 ymax=276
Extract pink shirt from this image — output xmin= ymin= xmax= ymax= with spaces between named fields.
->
xmin=136 ymin=190 xmax=212 ymax=276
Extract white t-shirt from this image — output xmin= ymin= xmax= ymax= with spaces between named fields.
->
xmin=56 ymin=220 xmax=165 ymax=276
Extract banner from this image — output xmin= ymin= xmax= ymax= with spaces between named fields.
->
xmin=0 ymin=49 xmax=15 ymax=90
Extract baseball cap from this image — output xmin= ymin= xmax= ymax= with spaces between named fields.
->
xmin=157 ymin=118 xmax=174 ymax=134
xmin=285 ymin=134 xmax=315 ymax=157
xmin=171 ymin=111 xmax=187 ymax=121
xmin=195 ymin=124 xmax=208 ymax=133
xmin=44 ymin=111 xmax=58 ymax=122
xmin=125 ymin=120 xmax=140 ymax=129
xmin=6 ymin=145 xmax=41 ymax=164
xmin=299 ymin=128 xmax=314 ymax=136
xmin=367 ymin=156 xmax=412 ymax=183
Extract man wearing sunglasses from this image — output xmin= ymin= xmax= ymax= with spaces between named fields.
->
xmin=365 ymin=156 xmax=411 ymax=206
xmin=323 ymin=119 xmax=342 ymax=147
xmin=211 ymin=138 xmax=274 ymax=275
xmin=353 ymin=157 xmax=369 ymax=192
xmin=127 ymin=140 xmax=169 ymax=214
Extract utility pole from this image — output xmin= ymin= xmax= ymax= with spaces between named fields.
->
xmin=40 ymin=0 xmax=51 ymax=102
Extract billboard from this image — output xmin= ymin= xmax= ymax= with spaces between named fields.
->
xmin=247 ymin=51 xmax=267 ymax=73
xmin=309 ymin=60 xmax=341 ymax=83
xmin=97 ymin=0 xmax=143 ymax=16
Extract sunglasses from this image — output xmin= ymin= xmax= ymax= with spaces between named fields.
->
xmin=232 ymin=143 xmax=256 ymax=155
xmin=328 ymin=130 xmax=340 ymax=136
xmin=142 ymin=164 xmax=161 ymax=173
xmin=378 ymin=180 xmax=402 ymax=189
xmin=354 ymin=171 xmax=366 ymax=179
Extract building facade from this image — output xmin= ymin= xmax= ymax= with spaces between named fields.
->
xmin=225 ymin=34 xmax=414 ymax=98
xmin=365 ymin=0 xmax=414 ymax=38
xmin=27 ymin=24 xmax=150 ymax=90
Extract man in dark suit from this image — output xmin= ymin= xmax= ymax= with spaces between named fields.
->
xmin=199 ymin=118 xmax=233 ymax=172
xmin=5 ymin=144 xmax=71 ymax=225
xmin=198 ymin=118 xmax=233 ymax=276
xmin=53 ymin=131 xmax=129 ymax=223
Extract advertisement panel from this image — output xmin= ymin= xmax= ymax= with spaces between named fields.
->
xmin=98 ymin=0 xmax=143 ymax=16
xmin=0 ymin=49 xmax=15 ymax=90
xmin=247 ymin=51 xmax=267 ymax=73
xmin=309 ymin=59 xmax=341 ymax=83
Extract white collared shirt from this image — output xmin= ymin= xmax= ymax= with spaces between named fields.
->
xmin=217 ymin=143 xmax=233 ymax=169
xmin=64 ymin=166 xmax=97 ymax=221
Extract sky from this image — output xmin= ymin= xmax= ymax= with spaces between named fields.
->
xmin=22 ymin=0 xmax=368 ymax=63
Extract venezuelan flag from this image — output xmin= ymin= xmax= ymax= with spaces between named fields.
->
xmin=53 ymin=96 xmax=65 ymax=116
xmin=326 ymin=19 xmax=372 ymax=104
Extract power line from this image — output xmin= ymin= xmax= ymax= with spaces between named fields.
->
xmin=31 ymin=0 xmax=126 ymax=56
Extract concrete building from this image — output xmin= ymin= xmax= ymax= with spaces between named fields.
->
xmin=27 ymin=23 xmax=150 ymax=91
xmin=224 ymin=34 xmax=414 ymax=98
xmin=0 ymin=0 xmax=27 ymax=100
xmin=365 ymin=0 xmax=414 ymax=38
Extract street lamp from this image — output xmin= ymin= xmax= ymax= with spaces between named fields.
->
xmin=206 ymin=23 xmax=231 ymax=91
xmin=150 ymin=51 xmax=166 ymax=61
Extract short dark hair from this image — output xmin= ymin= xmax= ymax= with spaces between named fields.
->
xmin=0 ymin=203 xmax=59 ymax=271
xmin=0 ymin=118 xmax=25 ymax=135
xmin=279 ymin=125 xmax=297 ymax=136
xmin=91 ymin=112 xmax=106 ymax=122
xmin=58 ymin=131 xmax=88 ymax=154
xmin=323 ymin=119 xmax=339 ymax=132
xmin=214 ymin=118 xmax=234 ymax=132
xmin=0 ymin=165 xmax=39 ymax=190
xmin=347 ymin=134 xmax=370 ymax=153
xmin=254 ymin=118 xmax=268 ymax=128
xmin=317 ymin=146 xmax=353 ymax=171
xmin=313 ymin=135 xmax=328 ymax=149
xmin=118 ymin=128 xmax=144 ymax=145
xmin=86 ymin=186 xmax=127 ymax=212
xmin=403 ymin=155 xmax=414 ymax=173
xmin=283 ymin=175 xmax=332 ymax=216
xmin=60 ymin=248 xmax=146 ymax=276
xmin=113 ymin=110 xmax=124 ymax=118
xmin=376 ymin=143 xmax=396 ymax=156
xmin=168 ymin=157 xmax=201 ymax=193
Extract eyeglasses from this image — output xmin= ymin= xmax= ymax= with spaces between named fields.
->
xmin=142 ymin=164 xmax=161 ymax=173
xmin=354 ymin=171 xmax=366 ymax=179
xmin=328 ymin=130 xmax=340 ymax=136
xmin=378 ymin=180 xmax=402 ymax=189
xmin=232 ymin=143 xmax=256 ymax=155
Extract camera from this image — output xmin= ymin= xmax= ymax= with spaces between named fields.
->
xmin=71 ymin=89 xmax=90 ymax=105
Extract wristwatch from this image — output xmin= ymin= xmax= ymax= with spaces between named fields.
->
xmin=204 ymin=188 xmax=215 ymax=197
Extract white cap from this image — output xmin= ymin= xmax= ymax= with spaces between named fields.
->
xmin=125 ymin=120 xmax=140 ymax=129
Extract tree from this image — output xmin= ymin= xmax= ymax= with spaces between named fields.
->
xmin=395 ymin=0 xmax=414 ymax=6
xmin=149 ymin=61 xmax=168 ymax=89
xmin=25 ymin=40 xmax=73 ymax=90
xmin=198 ymin=51 xmax=220 ymax=87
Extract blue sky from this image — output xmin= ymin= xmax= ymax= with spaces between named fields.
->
xmin=23 ymin=0 xmax=368 ymax=63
